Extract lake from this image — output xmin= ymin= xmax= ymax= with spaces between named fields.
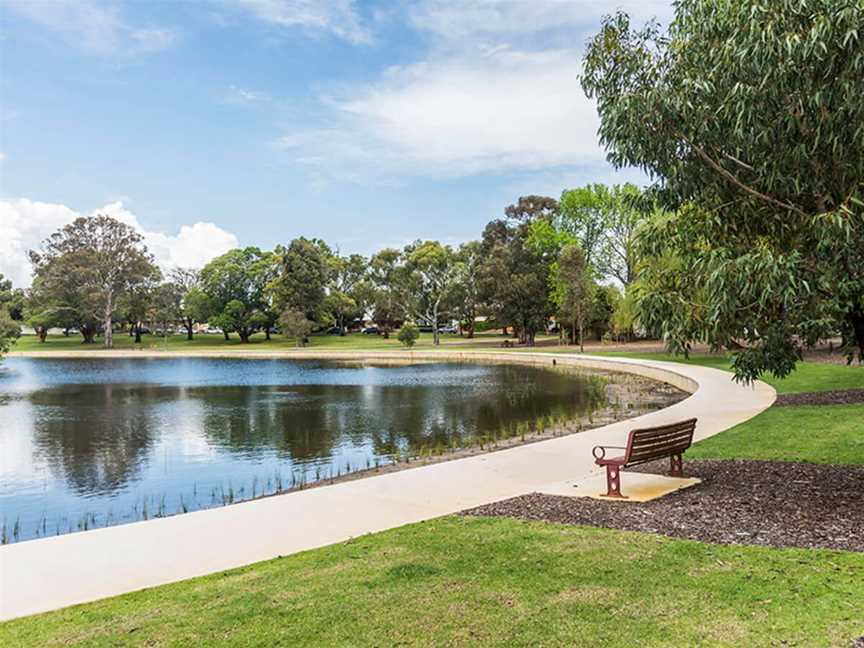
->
xmin=0 ymin=357 xmax=683 ymax=542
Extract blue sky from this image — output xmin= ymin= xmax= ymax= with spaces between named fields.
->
xmin=0 ymin=0 xmax=671 ymax=287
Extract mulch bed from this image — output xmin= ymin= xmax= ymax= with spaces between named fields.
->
xmin=775 ymin=389 xmax=864 ymax=406
xmin=463 ymin=459 xmax=864 ymax=552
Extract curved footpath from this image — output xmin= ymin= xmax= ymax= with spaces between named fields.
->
xmin=0 ymin=351 xmax=775 ymax=621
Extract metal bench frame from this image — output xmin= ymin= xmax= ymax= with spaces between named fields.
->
xmin=592 ymin=418 xmax=698 ymax=498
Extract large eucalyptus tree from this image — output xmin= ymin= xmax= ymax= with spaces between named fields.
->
xmin=28 ymin=216 xmax=159 ymax=348
xmin=582 ymin=0 xmax=864 ymax=381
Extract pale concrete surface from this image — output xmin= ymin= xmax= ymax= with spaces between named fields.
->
xmin=539 ymin=472 xmax=702 ymax=502
xmin=0 ymin=351 xmax=775 ymax=620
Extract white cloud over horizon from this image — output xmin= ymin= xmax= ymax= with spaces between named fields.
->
xmin=273 ymin=1 xmax=673 ymax=185
xmin=0 ymin=199 xmax=239 ymax=289
xmin=275 ymin=47 xmax=603 ymax=182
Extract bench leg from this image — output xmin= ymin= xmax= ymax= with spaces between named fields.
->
xmin=669 ymin=454 xmax=684 ymax=478
xmin=604 ymin=465 xmax=624 ymax=498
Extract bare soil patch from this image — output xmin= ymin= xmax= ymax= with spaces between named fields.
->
xmin=463 ymin=459 xmax=864 ymax=552
xmin=775 ymin=389 xmax=864 ymax=406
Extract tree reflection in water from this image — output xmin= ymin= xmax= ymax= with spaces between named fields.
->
xmin=0 ymin=358 xmax=676 ymax=543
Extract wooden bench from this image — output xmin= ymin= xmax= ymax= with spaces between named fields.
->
xmin=592 ymin=418 xmax=698 ymax=498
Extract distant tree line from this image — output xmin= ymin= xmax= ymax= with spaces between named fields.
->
xmin=0 ymin=183 xmax=651 ymax=353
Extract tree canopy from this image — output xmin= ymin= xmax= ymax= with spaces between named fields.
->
xmin=478 ymin=204 xmax=552 ymax=345
xmin=199 ymin=247 xmax=273 ymax=342
xmin=582 ymin=0 xmax=864 ymax=380
xmin=0 ymin=276 xmax=21 ymax=358
xmin=28 ymin=215 xmax=159 ymax=348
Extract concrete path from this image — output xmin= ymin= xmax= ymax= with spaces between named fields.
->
xmin=0 ymin=352 xmax=775 ymax=621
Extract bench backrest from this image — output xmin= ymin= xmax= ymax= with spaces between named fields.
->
xmin=623 ymin=418 xmax=697 ymax=466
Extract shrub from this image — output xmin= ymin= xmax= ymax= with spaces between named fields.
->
xmin=397 ymin=322 xmax=419 ymax=348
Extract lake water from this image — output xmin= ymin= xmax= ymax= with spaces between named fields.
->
xmin=0 ymin=357 xmax=681 ymax=542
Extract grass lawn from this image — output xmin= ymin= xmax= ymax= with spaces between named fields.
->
xmin=689 ymin=403 xmax=864 ymax=465
xmin=9 ymin=330 xmax=543 ymax=353
xmin=590 ymin=350 xmax=863 ymax=394
xmin=2 ymin=515 xmax=862 ymax=648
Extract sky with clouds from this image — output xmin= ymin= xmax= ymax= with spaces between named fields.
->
xmin=0 ymin=0 xmax=673 ymax=287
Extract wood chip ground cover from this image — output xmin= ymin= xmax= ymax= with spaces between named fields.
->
xmin=464 ymin=459 xmax=864 ymax=552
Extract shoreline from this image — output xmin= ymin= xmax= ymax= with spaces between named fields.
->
xmin=5 ymin=348 xmax=702 ymax=394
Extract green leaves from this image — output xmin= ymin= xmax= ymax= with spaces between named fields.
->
xmin=584 ymin=0 xmax=864 ymax=380
xmin=0 ymin=306 xmax=20 ymax=357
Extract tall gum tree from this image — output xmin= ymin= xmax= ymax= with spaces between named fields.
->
xmin=28 ymin=216 xmax=158 ymax=348
xmin=582 ymin=1 xmax=864 ymax=381
xmin=405 ymin=241 xmax=460 ymax=346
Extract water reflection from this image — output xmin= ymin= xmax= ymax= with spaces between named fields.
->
xmin=0 ymin=358 xmax=674 ymax=543
xmin=28 ymin=384 xmax=164 ymax=495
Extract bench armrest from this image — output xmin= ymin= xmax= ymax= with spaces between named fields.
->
xmin=592 ymin=445 xmax=626 ymax=460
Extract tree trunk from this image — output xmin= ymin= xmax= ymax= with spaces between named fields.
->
xmin=432 ymin=300 xmax=440 ymax=346
xmin=239 ymin=330 xmax=250 ymax=343
xmin=466 ymin=321 xmax=475 ymax=339
xmin=223 ymin=331 xmax=230 ymax=341
xmin=265 ymin=328 xmax=271 ymax=341
xmin=103 ymin=294 xmax=113 ymax=349
xmin=849 ymin=309 xmax=864 ymax=359
xmin=134 ymin=324 xmax=142 ymax=344
xmin=579 ymin=318 xmax=585 ymax=353
xmin=81 ymin=326 xmax=95 ymax=344
xmin=36 ymin=326 xmax=47 ymax=343
xmin=185 ymin=318 xmax=194 ymax=341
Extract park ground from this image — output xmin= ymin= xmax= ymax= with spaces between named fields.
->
xmin=1 ymin=336 xmax=862 ymax=646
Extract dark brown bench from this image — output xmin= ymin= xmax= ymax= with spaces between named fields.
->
xmin=592 ymin=418 xmax=698 ymax=498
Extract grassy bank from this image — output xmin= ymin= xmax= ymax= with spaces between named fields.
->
xmin=689 ymin=403 xmax=864 ymax=464
xmin=9 ymin=331 xmax=536 ymax=353
xmin=589 ymin=350 xmax=863 ymax=394
xmin=2 ymin=515 xmax=862 ymax=647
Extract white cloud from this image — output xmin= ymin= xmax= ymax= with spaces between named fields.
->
xmin=0 ymin=199 xmax=239 ymax=288
xmin=408 ymin=1 xmax=673 ymax=39
xmin=233 ymin=0 xmax=371 ymax=44
xmin=276 ymin=47 xmax=602 ymax=179
xmin=274 ymin=1 xmax=673 ymax=183
xmin=224 ymin=85 xmax=271 ymax=104
xmin=6 ymin=0 xmax=177 ymax=56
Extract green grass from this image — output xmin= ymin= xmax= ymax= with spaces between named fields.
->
xmin=9 ymin=330 xmax=545 ymax=353
xmin=689 ymin=403 xmax=864 ymax=465
xmin=590 ymin=350 xmax=863 ymax=394
xmin=2 ymin=516 xmax=862 ymax=648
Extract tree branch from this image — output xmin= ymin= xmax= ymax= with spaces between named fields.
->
xmin=678 ymin=132 xmax=809 ymax=217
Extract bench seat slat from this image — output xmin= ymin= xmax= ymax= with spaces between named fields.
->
xmin=623 ymin=418 xmax=697 ymax=468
